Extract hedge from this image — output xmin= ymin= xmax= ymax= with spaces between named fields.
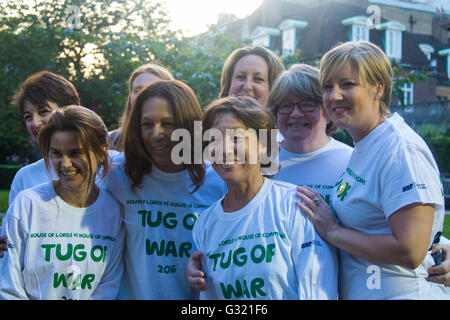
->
xmin=0 ymin=164 xmax=21 ymax=189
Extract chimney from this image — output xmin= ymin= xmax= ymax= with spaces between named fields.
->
xmin=432 ymin=8 xmax=449 ymax=44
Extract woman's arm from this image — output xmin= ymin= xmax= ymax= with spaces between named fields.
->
xmin=0 ymin=213 xmax=29 ymax=299
xmin=296 ymin=186 xmax=434 ymax=269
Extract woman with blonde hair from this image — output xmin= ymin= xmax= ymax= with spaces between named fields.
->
xmin=0 ymin=106 xmax=125 ymax=299
xmin=296 ymin=41 xmax=449 ymax=299
xmin=104 ymin=80 xmax=225 ymax=299
xmin=219 ymin=46 xmax=285 ymax=107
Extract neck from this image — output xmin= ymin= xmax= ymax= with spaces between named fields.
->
xmin=223 ymin=172 xmax=265 ymax=213
xmin=282 ymin=134 xmax=330 ymax=154
xmin=53 ymin=180 xmax=99 ymax=208
xmin=348 ymin=114 xmax=386 ymax=143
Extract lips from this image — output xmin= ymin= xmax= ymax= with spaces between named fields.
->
xmin=288 ymin=121 xmax=309 ymax=128
xmin=61 ymin=169 xmax=79 ymax=177
xmin=331 ymin=106 xmax=350 ymax=115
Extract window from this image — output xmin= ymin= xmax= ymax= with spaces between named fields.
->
xmin=282 ymin=28 xmax=295 ymax=56
xmin=278 ymin=20 xmax=308 ymax=58
xmin=252 ymin=35 xmax=270 ymax=48
xmin=418 ymin=44 xmax=434 ymax=61
xmin=401 ymin=82 xmax=414 ymax=106
xmin=250 ymin=26 xmax=280 ymax=49
xmin=378 ymin=21 xmax=406 ymax=62
xmin=352 ymin=24 xmax=369 ymax=42
xmin=386 ymin=29 xmax=402 ymax=60
xmin=342 ymin=16 xmax=370 ymax=42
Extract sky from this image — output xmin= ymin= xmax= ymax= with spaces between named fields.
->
xmin=161 ymin=0 xmax=264 ymax=37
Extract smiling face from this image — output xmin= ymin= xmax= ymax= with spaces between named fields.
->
xmin=322 ymin=61 xmax=384 ymax=142
xmin=130 ymin=72 xmax=162 ymax=104
xmin=228 ymin=54 xmax=270 ymax=106
xmin=49 ymin=131 xmax=100 ymax=193
xmin=277 ymin=92 xmax=329 ymax=150
xmin=208 ymin=112 xmax=263 ymax=184
xmin=140 ymin=97 xmax=183 ymax=173
xmin=23 ymin=100 xmax=58 ymax=142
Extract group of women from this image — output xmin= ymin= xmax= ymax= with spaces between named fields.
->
xmin=0 ymin=40 xmax=449 ymax=300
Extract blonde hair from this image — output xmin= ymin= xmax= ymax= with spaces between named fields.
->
xmin=319 ymin=41 xmax=393 ymax=116
xmin=219 ymin=46 xmax=285 ymax=99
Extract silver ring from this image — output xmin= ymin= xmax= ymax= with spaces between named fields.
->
xmin=313 ymin=197 xmax=320 ymax=206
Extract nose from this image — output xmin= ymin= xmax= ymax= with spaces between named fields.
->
xmin=242 ymin=77 xmax=253 ymax=93
xmin=329 ymin=85 xmax=343 ymax=101
xmin=31 ymin=113 xmax=42 ymax=128
xmin=62 ymin=155 xmax=72 ymax=168
xmin=151 ymin=123 xmax=165 ymax=139
xmin=290 ymin=104 xmax=305 ymax=116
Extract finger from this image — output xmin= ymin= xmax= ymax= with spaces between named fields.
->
xmin=431 ymin=243 xmax=445 ymax=254
xmin=427 ymin=264 xmax=446 ymax=275
xmin=296 ymin=200 xmax=315 ymax=221
xmin=296 ymin=191 xmax=315 ymax=209
xmin=297 ymin=185 xmax=319 ymax=198
xmin=426 ymin=274 xmax=447 ymax=286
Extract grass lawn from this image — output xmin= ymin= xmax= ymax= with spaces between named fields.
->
xmin=444 ymin=214 xmax=450 ymax=239
xmin=0 ymin=189 xmax=9 ymax=221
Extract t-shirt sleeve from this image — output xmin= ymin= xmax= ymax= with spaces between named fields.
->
xmin=380 ymin=143 xmax=444 ymax=218
xmin=8 ymin=171 xmax=23 ymax=206
xmin=90 ymin=220 xmax=125 ymax=300
xmin=0 ymin=198 xmax=29 ymax=299
xmin=289 ymin=199 xmax=338 ymax=300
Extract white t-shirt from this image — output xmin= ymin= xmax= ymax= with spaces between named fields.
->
xmin=104 ymin=154 xmax=226 ymax=300
xmin=193 ymin=178 xmax=338 ymax=300
xmin=334 ymin=113 xmax=449 ymax=299
xmin=9 ymin=159 xmax=57 ymax=206
xmin=273 ymin=138 xmax=353 ymax=206
xmin=0 ymin=182 xmax=125 ymax=300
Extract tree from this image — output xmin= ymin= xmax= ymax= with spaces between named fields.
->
xmin=0 ymin=0 xmax=177 ymax=162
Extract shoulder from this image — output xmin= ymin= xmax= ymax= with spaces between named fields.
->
xmin=9 ymin=182 xmax=54 ymax=219
xmin=13 ymin=159 xmax=46 ymax=179
xmin=329 ymin=138 xmax=353 ymax=153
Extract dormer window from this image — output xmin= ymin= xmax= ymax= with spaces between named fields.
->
xmin=438 ymin=48 xmax=450 ymax=80
xmin=378 ymin=21 xmax=406 ymax=61
xmin=278 ymin=19 xmax=309 ymax=57
xmin=342 ymin=16 xmax=370 ymax=42
xmin=419 ymin=44 xmax=434 ymax=61
xmin=250 ymin=26 xmax=280 ymax=49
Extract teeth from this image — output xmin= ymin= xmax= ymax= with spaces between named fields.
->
xmin=62 ymin=170 xmax=77 ymax=177
xmin=334 ymin=107 xmax=347 ymax=112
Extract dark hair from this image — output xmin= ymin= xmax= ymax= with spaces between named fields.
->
xmin=39 ymin=105 xmax=109 ymax=198
xmin=123 ymin=80 xmax=205 ymax=191
xmin=12 ymin=71 xmax=80 ymax=116
xmin=112 ymin=63 xmax=174 ymax=151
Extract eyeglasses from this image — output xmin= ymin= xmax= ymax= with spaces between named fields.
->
xmin=277 ymin=102 xmax=317 ymax=115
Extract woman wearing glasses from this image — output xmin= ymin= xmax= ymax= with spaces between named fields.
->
xmin=268 ymin=64 xmax=353 ymax=206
